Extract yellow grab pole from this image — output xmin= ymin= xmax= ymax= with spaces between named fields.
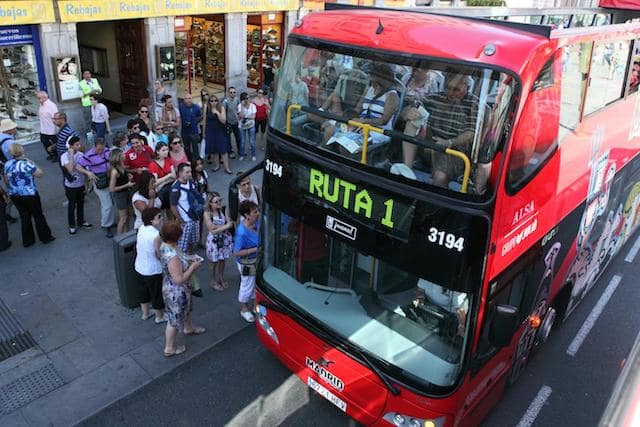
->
xmin=445 ymin=148 xmax=471 ymax=193
xmin=286 ymin=104 xmax=301 ymax=135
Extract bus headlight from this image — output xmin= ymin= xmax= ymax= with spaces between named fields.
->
xmin=384 ymin=412 xmax=446 ymax=427
xmin=256 ymin=305 xmax=279 ymax=345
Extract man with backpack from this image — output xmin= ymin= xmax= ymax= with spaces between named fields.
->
xmin=169 ymin=162 xmax=205 ymax=297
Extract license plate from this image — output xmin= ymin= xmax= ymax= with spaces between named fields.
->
xmin=307 ymin=377 xmax=347 ymax=412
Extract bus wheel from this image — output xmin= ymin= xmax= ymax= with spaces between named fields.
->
xmin=534 ymin=306 xmax=556 ymax=347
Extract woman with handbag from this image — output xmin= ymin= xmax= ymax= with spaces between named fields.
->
xmin=148 ymin=142 xmax=175 ymax=210
xmin=237 ymin=92 xmax=256 ymax=161
xmin=159 ymin=220 xmax=205 ymax=357
xmin=203 ymin=95 xmax=232 ymax=174
xmin=204 ymin=192 xmax=233 ymax=291
xmin=79 ymin=137 xmax=115 ymax=237
xmin=233 ymin=200 xmax=260 ymax=322
xmin=108 ymin=149 xmax=135 ymax=235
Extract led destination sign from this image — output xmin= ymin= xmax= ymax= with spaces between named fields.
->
xmin=302 ymin=166 xmax=414 ymax=237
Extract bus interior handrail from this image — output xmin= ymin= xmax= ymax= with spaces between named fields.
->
xmin=286 ymin=103 xmax=472 ymax=193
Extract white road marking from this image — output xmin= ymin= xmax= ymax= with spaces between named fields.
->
xmin=625 ymin=235 xmax=640 ymax=263
xmin=566 ymin=275 xmax=622 ymax=357
xmin=515 ymin=385 xmax=552 ymax=427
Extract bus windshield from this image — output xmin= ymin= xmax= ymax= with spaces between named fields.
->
xmin=270 ymin=42 xmax=517 ymax=198
xmin=261 ymin=204 xmax=471 ymax=388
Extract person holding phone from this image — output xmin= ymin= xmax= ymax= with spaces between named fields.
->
xmin=159 ymin=220 xmax=205 ymax=357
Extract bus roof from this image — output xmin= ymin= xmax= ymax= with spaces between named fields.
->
xmin=600 ymin=0 xmax=640 ymax=10
xmin=293 ymin=10 xmax=550 ymax=74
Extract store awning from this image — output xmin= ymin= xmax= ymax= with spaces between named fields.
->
xmin=57 ymin=0 xmax=300 ymax=23
xmin=599 ymin=0 xmax=640 ymax=9
xmin=0 ymin=1 xmax=56 ymax=26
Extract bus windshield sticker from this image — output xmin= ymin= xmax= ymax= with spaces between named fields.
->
xmin=326 ymin=215 xmax=357 ymax=241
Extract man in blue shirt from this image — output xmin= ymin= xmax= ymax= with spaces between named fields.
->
xmin=179 ymin=93 xmax=202 ymax=159
xmin=0 ymin=119 xmax=17 ymax=162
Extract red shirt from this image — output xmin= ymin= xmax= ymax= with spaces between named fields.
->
xmin=148 ymin=158 xmax=172 ymax=178
xmin=124 ymin=145 xmax=154 ymax=182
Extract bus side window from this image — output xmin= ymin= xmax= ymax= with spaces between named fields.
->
xmin=506 ymin=57 xmax=560 ymax=192
xmin=584 ymin=40 xmax=631 ymax=116
xmin=627 ymin=40 xmax=640 ymax=95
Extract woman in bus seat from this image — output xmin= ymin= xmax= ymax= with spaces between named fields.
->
xmin=320 ymin=62 xmax=400 ymax=148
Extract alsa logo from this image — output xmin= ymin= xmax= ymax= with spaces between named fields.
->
xmin=305 ymin=357 xmax=344 ymax=392
xmin=512 ymin=201 xmax=535 ymax=226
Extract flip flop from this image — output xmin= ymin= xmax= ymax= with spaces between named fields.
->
xmin=209 ymin=281 xmax=224 ymax=291
xmin=163 ymin=345 xmax=186 ymax=357
xmin=220 ymin=279 xmax=229 ymax=289
xmin=185 ymin=326 xmax=206 ymax=336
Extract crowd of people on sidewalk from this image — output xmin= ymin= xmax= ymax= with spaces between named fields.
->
xmin=0 ymin=69 xmax=272 ymax=357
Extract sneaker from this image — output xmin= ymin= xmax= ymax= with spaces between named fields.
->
xmin=251 ymin=156 xmax=256 ymax=161
xmin=68 ymin=227 xmax=77 ymax=235
xmin=103 ymin=227 xmax=113 ymax=238
xmin=81 ymin=222 xmax=92 ymax=229
xmin=155 ymin=314 xmax=168 ymax=324
xmin=240 ymin=311 xmax=255 ymax=323
xmin=62 ymin=201 xmax=69 ymax=208
xmin=239 ymin=156 xmax=244 ymax=161
xmin=229 ymin=152 xmax=236 ymax=159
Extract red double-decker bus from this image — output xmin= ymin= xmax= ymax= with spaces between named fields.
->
xmin=237 ymin=3 xmax=640 ymax=426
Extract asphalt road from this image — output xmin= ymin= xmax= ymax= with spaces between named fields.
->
xmin=84 ymin=235 xmax=640 ymax=427
xmin=81 ymin=325 xmax=355 ymax=427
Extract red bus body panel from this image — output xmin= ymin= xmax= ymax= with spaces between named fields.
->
xmin=260 ymin=8 xmax=640 ymax=427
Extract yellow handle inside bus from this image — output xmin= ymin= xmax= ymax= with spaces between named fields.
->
xmin=285 ymin=104 xmax=471 ymax=193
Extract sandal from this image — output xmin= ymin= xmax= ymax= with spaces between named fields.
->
xmin=185 ymin=326 xmax=206 ymax=336
xmin=209 ymin=281 xmax=224 ymax=291
xmin=164 ymin=345 xmax=186 ymax=357
xmin=220 ymin=279 xmax=229 ymax=289
xmin=225 ymin=169 xmax=233 ymax=175
xmin=211 ymin=166 xmax=220 ymax=172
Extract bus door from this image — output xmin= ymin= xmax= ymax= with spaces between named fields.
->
xmin=463 ymin=247 xmax=544 ymax=423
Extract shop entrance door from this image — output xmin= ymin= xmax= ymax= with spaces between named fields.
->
xmin=115 ymin=20 xmax=147 ymax=113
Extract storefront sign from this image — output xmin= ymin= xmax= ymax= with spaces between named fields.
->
xmin=0 ymin=1 xmax=55 ymax=26
xmin=58 ymin=0 xmax=299 ymax=23
xmin=52 ymin=56 xmax=83 ymax=101
xmin=0 ymin=27 xmax=33 ymax=46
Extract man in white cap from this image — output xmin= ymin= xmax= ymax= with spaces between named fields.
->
xmin=0 ymin=118 xmax=18 ymax=163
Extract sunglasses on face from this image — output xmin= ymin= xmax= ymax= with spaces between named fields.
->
xmin=211 ymin=198 xmax=222 ymax=204
xmin=139 ymin=110 xmax=149 ymax=113
xmin=171 ymin=141 xmax=181 ymax=145
xmin=230 ymin=91 xmax=236 ymax=94
xmin=258 ymin=91 xmax=264 ymax=95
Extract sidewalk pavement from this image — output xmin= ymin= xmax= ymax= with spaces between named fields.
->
xmin=0 ymin=119 xmax=265 ymax=426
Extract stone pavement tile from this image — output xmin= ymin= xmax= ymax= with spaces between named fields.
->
xmin=0 ymin=348 xmax=42 ymax=377
xmin=0 ymin=410 xmax=29 ymax=426
xmin=19 ymin=355 xmax=151 ymax=427
xmin=0 ymin=351 xmax=50 ymax=388
xmin=11 ymin=294 xmax=82 ymax=353
xmin=56 ymin=338 xmax=108 ymax=376
xmin=46 ymin=348 xmax=82 ymax=383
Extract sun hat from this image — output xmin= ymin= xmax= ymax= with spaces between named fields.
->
xmin=0 ymin=119 xmax=17 ymax=133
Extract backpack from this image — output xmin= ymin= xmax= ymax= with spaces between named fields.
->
xmin=173 ymin=180 xmax=205 ymax=221
xmin=0 ymin=136 xmax=12 ymax=163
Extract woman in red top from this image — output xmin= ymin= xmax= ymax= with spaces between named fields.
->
xmin=168 ymin=134 xmax=189 ymax=168
xmin=149 ymin=142 xmax=176 ymax=209
xmin=253 ymin=87 xmax=270 ymax=151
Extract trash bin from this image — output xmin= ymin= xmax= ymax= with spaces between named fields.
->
xmin=112 ymin=230 xmax=140 ymax=308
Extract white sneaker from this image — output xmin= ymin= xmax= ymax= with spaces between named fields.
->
xmin=239 ymin=156 xmax=244 ymax=161
xmin=240 ymin=311 xmax=255 ymax=323
xmin=251 ymin=156 xmax=256 ymax=161
xmin=154 ymin=314 xmax=167 ymax=323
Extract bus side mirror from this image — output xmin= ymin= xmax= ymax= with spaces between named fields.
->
xmin=489 ymin=304 xmax=519 ymax=348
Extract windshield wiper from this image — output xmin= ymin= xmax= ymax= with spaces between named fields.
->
xmin=351 ymin=346 xmax=400 ymax=396
xmin=258 ymin=295 xmax=400 ymax=396
xmin=303 ymin=282 xmax=356 ymax=296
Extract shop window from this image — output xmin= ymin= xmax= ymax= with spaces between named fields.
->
xmin=0 ymin=45 xmax=41 ymax=143
xmin=190 ymin=17 xmax=225 ymax=85
xmin=584 ymin=40 xmax=630 ymax=116
xmin=627 ymin=40 xmax=640 ymax=95
xmin=247 ymin=13 xmax=283 ymax=89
